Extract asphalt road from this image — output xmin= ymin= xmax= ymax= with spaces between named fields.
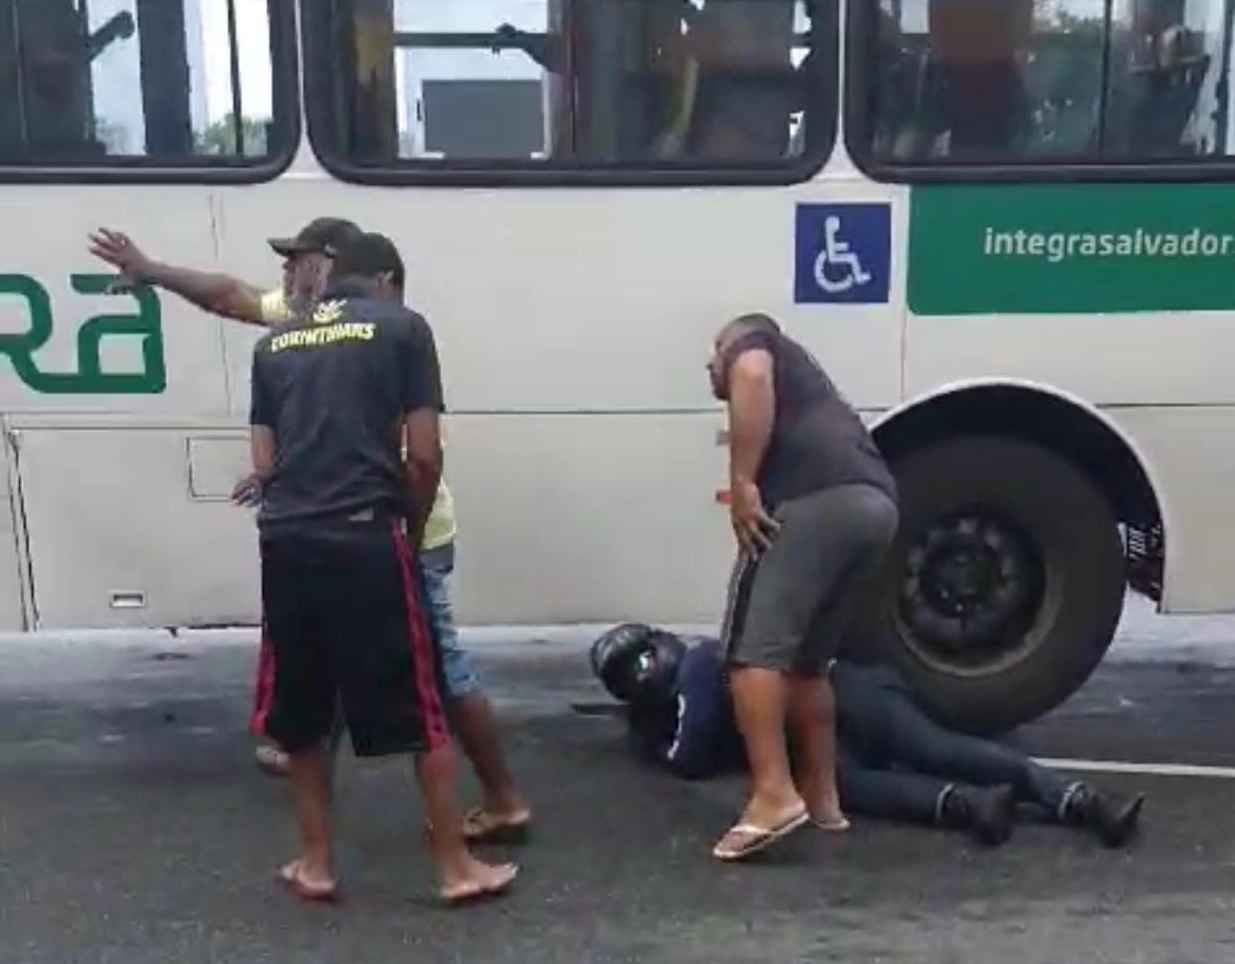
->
xmin=3 ymin=598 xmax=1235 ymax=964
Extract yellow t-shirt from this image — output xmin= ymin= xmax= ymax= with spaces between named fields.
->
xmin=258 ymin=289 xmax=291 ymax=325
xmin=258 ymin=289 xmax=456 ymax=549
xmin=420 ymin=482 xmax=457 ymax=551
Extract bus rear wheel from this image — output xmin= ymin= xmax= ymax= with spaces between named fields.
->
xmin=866 ymin=435 xmax=1126 ymax=735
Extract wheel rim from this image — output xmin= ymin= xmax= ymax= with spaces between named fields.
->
xmin=896 ymin=508 xmax=1047 ymax=677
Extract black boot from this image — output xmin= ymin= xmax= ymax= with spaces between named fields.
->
xmin=940 ymin=784 xmax=1017 ymax=847
xmin=1063 ymin=785 xmax=1145 ymax=848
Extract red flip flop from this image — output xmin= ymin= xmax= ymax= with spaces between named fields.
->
xmin=276 ymin=860 xmax=341 ymax=904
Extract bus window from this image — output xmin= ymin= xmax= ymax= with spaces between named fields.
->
xmin=1106 ymin=0 xmax=1229 ymax=159
xmin=856 ymin=0 xmax=1235 ymax=166
xmin=303 ymin=0 xmax=831 ymax=174
xmin=0 ymin=0 xmax=292 ymax=170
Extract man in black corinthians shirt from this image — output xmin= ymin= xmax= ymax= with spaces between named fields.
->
xmin=248 ymin=231 xmax=517 ymax=905
xmin=709 ymin=312 xmax=900 ymax=861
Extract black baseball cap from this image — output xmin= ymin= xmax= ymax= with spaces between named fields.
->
xmin=267 ymin=217 xmax=361 ymax=258
xmin=330 ymin=231 xmax=405 ymax=284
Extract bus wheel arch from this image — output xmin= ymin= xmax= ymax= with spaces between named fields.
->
xmin=861 ymin=382 xmax=1165 ymax=735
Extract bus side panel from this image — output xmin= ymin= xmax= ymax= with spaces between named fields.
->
xmin=10 ymin=419 xmax=259 ymax=629
xmin=905 ymin=312 xmax=1235 ymax=408
xmin=0 ymin=188 xmax=229 ymax=416
xmin=212 ymin=189 xmax=268 ymax=419
xmin=444 ymin=411 xmax=731 ymax=625
xmin=903 ymin=184 xmax=1235 ymax=408
xmin=213 ymin=179 xmax=905 ymax=415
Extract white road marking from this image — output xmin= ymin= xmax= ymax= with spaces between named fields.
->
xmin=1035 ymin=757 xmax=1235 ymax=779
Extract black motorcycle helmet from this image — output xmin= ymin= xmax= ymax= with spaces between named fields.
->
xmin=590 ymin=623 xmax=687 ymax=706
xmin=590 ymin=623 xmax=655 ymax=702
xmin=626 ymin=630 xmax=688 ymax=712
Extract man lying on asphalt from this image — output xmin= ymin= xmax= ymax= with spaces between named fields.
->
xmin=589 ymin=624 xmax=1145 ymax=848
xmin=86 ymin=221 xmax=531 ymax=843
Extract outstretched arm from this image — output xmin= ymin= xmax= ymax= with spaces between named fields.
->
xmin=88 ymin=228 xmax=271 ymax=325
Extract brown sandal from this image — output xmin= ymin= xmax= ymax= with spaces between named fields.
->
xmin=424 ymin=808 xmax=533 ymax=845
xmin=462 ymin=807 xmax=532 ymax=844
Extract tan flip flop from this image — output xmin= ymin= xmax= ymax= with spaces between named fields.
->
xmin=276 ymin=859 xmax=341 ymax=904
xmin=712 ymin=807 xmax=810 ymax=862
xmin=440 ymin=863 xmax=519 ymax=907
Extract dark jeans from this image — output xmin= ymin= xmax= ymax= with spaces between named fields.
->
xmin=837 ymin=748 xmax=954 ymax=823
xmin=832 ymin=663 xmax=1076 ymax=825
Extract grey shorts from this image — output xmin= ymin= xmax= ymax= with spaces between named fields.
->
xmin=721 ymin=483 xmax=899 ymax=674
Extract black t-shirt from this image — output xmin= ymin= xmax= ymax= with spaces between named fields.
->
xmin=248 ymin=277 xmax=443 ymax=535
xmin=721 ymin=329 xmax=896 ymax=509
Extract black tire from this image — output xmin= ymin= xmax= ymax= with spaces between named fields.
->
xmin=862 ymin=435 xmax=1126 ymax=734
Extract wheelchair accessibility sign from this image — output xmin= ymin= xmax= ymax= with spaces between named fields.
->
xmin=794 ymin=203 xmax=891 ymax=304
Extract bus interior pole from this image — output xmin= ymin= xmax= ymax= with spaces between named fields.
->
xmin=1096 ymin=0 xmax=1114 ymax=152
xmin=352 ymin=0 xmax=398 ymax=160
xmin=134 ymin=0 xmax=192 ymax=155
xmin=5 ymin=0 xmax=30 ymax=148
xmin=225 ymin=0 xmax=244 ymax=153
xmin=76 ymin=0 xmax=96 ymax=139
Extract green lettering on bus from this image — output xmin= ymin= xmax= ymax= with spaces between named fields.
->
xmin=0 ymin=273 xmax=165 ymax=394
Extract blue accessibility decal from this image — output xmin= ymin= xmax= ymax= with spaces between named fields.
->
xmin=794 ymin=203 xmax=891 ymax=305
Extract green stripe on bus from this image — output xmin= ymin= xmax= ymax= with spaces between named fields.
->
xmin=908 ymin=183 xmax=1235 ymax=316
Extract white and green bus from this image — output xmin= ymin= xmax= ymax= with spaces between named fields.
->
xmin=1 ymin=0 xmax=1228 ymax=731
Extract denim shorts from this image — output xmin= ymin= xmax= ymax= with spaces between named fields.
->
xmin=420 ymin=542 xmax=480 ymax=698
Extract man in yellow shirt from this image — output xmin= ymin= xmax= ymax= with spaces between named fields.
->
xmin=87 ymin=220 xmax=532 ymax=842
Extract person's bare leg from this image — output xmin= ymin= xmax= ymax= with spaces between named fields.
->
xmin=422 ymin=546 xmax=530 ymax=834
xmin=727 ymin=666 xmax=805 ymax=826
xmin=453 ymin=691 xmax=530 ymax=823
xmin=787 ymin=672 xmax=846 ymax=828
xmin=282 ymin=743 xmax=337 ymax=894
xmin=416 ymin=742 xmax=519 ymax=901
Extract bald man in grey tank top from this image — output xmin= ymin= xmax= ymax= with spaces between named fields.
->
xmin=706 ymin=312 xmax=899 ymax=863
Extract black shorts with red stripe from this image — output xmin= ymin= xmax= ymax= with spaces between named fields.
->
xmin=252 ymin=516 xmax=451 ymax=758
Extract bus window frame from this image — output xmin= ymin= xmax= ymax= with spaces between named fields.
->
xmin=299 ymin=0 xmax=837 ymax=188
xmin=0 ymin=0 xmax=300 ymax=186
xmin=844 ymin=0 xmax=1235 ymax=185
